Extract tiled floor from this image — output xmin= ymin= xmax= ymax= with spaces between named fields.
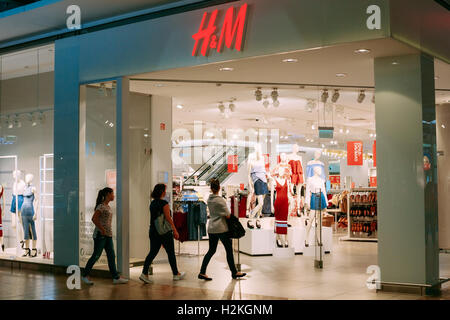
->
xmin=0 ymin=235 xmax=449 ymax=300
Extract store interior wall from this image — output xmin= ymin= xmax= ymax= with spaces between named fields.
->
xmin=437 ymin=103 xmax=450 ymax=250
xmin=128 ymin=92 xmax=151 ymax=260
xmin=0 ymin=72 xmax=54 ymax=251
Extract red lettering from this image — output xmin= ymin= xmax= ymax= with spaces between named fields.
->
xmin=192 ymin=10 xmax=218 ymax=56
xmin=217 ymin=3 xmax=248 ymax=53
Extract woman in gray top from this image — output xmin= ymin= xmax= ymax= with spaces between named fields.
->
xmin=198 ymin=179 xmax=247 ymax=281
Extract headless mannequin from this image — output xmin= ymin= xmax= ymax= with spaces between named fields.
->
xmin=22 ymin=174 xmax=38 ymax=257
xmin=11 ymin=170 xmax=26 ymax=247
xmin=0 ymin=185 xmax=4 ymax=251
xmin=247 ymin=145 xmax=269 ymax=229
xmin=287 ymin=144 xmax=304 ymax=217
xmin=246 ymin=153 xmax=256 ymax=215
xmin=270 ymin=166 xmax=292 ymax=247
xmin=305 ymin=166 xmax=327 ymax=246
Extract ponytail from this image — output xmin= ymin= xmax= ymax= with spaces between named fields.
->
xmin=95 ymin=187 xmax=113 ymax=209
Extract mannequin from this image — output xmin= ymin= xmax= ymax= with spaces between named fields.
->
xmin=247 ymin=145 xmax=270 ymax=229
xmin=304 ymin=166 xmax=327 ymax=247
xmin=21 ymin=174 xmax=38 ymax=257
xmin=306 ymin=150 xmax=326 ymax=181
xmin=246 ymin=153 xmax=256 ymax=216
xmin=271 ymin=166 xmax=292 ymax=248
xmin=11 ymin=170 xmax=26 ymax=248
xmin=288 ymin=144 xmax=304 ymax=217
xmin=0 ymin=184 xmax=4 ymax=252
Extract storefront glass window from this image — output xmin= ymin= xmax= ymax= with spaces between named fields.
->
xmin=0 ymin=44 xmax=54 ymax=262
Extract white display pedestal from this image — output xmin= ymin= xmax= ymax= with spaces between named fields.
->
xmin=273 ymin=247 xmax=295 ymax=258
xmin=239 ymin=217 xmax=332 ymax=256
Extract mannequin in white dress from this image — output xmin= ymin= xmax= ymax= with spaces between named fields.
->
xmin=287 ymin=144 xmax=304 ymax=217
xmin=247 ymin=145 xmax=270 ymax=229
xmin=304 ymin=166 xmax=327 ymax=247
xmin=11 ymin=170 xmax=26 ymax=247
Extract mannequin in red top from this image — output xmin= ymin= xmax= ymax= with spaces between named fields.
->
xmin=287 ymin=144 xmax=304 ymax=217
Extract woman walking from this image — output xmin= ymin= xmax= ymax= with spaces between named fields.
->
xmin=139 ymin=184 xmax=185 ymax=284
xmin=81 ymin=187 xmax=128 ymax=285
xmin=198 ymin=179 xmax=247 ymax=281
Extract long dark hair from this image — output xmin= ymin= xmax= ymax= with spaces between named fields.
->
xmin=95 ymin=187 xmax=113 ymax=208
xmin=151 ymin=184 xmax=166 ymax=199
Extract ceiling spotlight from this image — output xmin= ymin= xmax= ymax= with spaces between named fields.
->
xmin=336 ymin=73 xmax=347 ymax=78
xmin=255 ymin=88 xmax=263 ymax=102
xmin=7 ymin=116 xmax=13 ymax=129
xmin=441 ymin=124 xmax=446 ymax=129
xmin=271 ymin=88 xmax=279 ymax=101
xmin=331 ymin=89 xmax=340 ymax=103
xmin=321 ymin=89 xmax=329 ymax=103
xmin=229 ymin=102 xmax=236 ymax=112
xmin=354 ymin=49 xmax=371 ymax=54
xmin=219 ymin=67 xmax=234 ymax=72
xmin=435 ymin=76 xmax=440 ymax=80
xmin=29 ymin=113 xmax=38 ymax=127
xmin=392 ymin=61 xmax=399 ymax=65
xmin=282 ymin=58 xmax=298 ymax=63
xmin=339 ymin=128 xmax=344 ymax=134
xmin=176 ymin=104 xmax=184 ymax=110
xmin=357 ymin=90 xmax=366 ymax=103
xmin=218 ymin=102 xmax=225 ymax=113
xmin=305 ymin=99 xmax=316 ymax=112
xmin=346 ymin=128 xmax=350 ymax=134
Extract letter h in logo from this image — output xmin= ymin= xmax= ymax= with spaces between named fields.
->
xmin=192 ymin=3 xmax=248 ymax=57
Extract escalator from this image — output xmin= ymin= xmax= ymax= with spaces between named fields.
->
xmin=183 ymin=145 xmax=248 ymax=186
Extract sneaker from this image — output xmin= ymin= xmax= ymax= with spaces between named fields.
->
xmin=173 ymin=272 xmax=186 ymax=281
xmin=139 ymin=273 xmax=153 ymax=284
xmin=81 ymin=276 xmax=94 ymax=285
xmin=113 ymin=277 xmax=128 ymax=284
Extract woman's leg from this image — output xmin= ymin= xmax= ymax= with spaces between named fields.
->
xmin=199 ymin=233 xmax=219 ymax=275
xmin=218 ymin=233 xmax=238 ymax=276
xmin=104 ymin=237 xmax=120 ymax=279
xmin=161 ymin=232 xmax=179 ymax=275
xmin=142 ymin=231 xmax=162 ymax=275
xmin=83 ymin=236 xmax=106 ymax=277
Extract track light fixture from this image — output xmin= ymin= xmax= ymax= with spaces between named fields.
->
xmin=218 ymin=102 xmax=225 ymax=113
xmin=271 ymin=88 xmax=280 ymax=107
xmin=14 ymin=114 xmax=21 ymax=128
xmin=229 ymin=101 xmax=236 ymax=112
xmin=255 ymin=88 xmax=263 ymax=102
xmin=321 ymin=89 xmax=329 ymax=103
xmin=331 ymin=89 xmax=340 ymax=103
xmin=357 ymin=90 xmax=366 ymax=103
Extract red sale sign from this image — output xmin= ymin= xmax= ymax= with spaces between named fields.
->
xmin=347 ymin=141 xmax=363 ymax=166
xmin=227 ymin=155 xmax=238 ymax=173
xmin=370 ymin=176 xmax=377 ymax=187
xmin=329 ymin=175 xmax=341 ymax=184
xmin=373 ymin=140 xmax=377 ymax=167
xmin=264 ymin=154 xmax=270 ymax=171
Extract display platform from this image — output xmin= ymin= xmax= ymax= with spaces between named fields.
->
xmin=0 ymin=247 xmax=54 ymax=265
xmin=238 ymin=217 xmax=332 ymax=256
xmin=273 ymin=246 xmax=295 ymax=258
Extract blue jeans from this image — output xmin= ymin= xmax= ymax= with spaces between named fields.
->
xmin=200 ymin=232 xmax=237 ymax=276
xmin=83 ymin=235 xmax=119 ymax=280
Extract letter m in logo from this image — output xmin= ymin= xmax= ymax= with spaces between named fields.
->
xmin=217 ymin=3 xmax=248 ymax=53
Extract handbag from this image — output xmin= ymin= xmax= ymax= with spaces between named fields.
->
xmin=226 ymin=215 xmax=246 ymax=239
xmin=155 ymin=211 xmax=172 ymax=235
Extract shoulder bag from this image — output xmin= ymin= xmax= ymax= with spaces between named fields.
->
xmin=155 ymin=208 xmax=173 ymax=235
xmin=226 ymin=215 xmax=246 ymax=239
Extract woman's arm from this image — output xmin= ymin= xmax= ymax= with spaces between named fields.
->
xmin=163 ymin=204 xmax=180 ymax=239
xmin=92 ymin=210 xmax=106 ymax=235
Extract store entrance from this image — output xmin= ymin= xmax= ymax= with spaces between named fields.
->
xmin=124 ymin=42 xmax=383 ymax=296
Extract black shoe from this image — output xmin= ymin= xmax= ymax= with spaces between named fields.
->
xmin=1 ymin=245 xmax=4 ymax=252
xmin=256 ymin=220 xmax=261 ymax=229
xmin=31 ymin=249 xmax=37 ymax=258
xmin=232 ymin=272 xmax=247 ymax=279
xmin=247 ymin=221 xmax=254 ymax=229
xmin=276 ymin=240 xmax=283 ymax=248
xmin=22 ymin=248 xmax=30 ymax=257
xmin=288 ymin=224 xmax=292 ymax=228
xmin=305 ymin=241 xmax=309 ymax=248
xmin=198 ymin=274 xmax=213 ymax=281
xmin=20 ymin=241 xmax=24 ymax=249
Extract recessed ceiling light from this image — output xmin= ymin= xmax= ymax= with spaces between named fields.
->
xmin=354 ymin=49 xmax=371 ymax=54
xmin=336 ymin=73 xmax=347 ymax=77
xmin=282 ymin=58 xmax=298 ymax=63
xmin=219 ymin=67 xmax=234 ymax=72
xmin=435 ymin=76 xmax=440 ymax=80
xmin=392 ymin=61 xmax=399 ymax=65
xmin=176 ymin=104 xmax=184 ymax=109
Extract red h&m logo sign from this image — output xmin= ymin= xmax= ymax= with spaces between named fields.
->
xmin=347 ymin=141 xmax=364 ymax=166
xmin=192 ymin=3 xmax=248 ymax=57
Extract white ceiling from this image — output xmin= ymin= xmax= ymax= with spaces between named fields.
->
xmin=130 ymin=38 xmax=450 ymax=152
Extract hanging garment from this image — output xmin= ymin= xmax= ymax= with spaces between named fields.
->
xmin=173 ymin=211 xmax=188 ymax=242
xmin=10 ymin=195 xmax=24 ymax=214
xmin=274 ymin=179 xmax=289 ymax=235
xmin=0 ymin=188 xmax=3 ymax=237
xmin=262 ymin=193 xmax=272 ymax=215
xmin=305 ymin=163 xmax=326 ymax=181
xmin=187 ymin=202 xmax=207 ymax=240
xmin=289 ymin=160 xmax=304 ymax=185
xmin=238 ymin=195 xmax=247 ymax=218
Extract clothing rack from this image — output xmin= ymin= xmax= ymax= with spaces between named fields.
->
xmin=173 ymin=200 xmax=206 ymax=257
